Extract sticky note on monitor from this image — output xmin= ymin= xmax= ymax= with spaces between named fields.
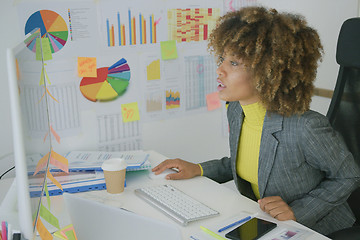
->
xmin=36 ymin=38 xmax=53 ymax=61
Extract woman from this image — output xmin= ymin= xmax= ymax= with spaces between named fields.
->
xmin=152 ymin=7 xmax=360 ymax=235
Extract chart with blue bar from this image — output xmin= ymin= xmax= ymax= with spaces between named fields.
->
xmin=105 ymin=9 xmax=158 ymax=47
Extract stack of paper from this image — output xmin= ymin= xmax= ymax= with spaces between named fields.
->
xmin=62 ymin=150 xmax=151 ymax=171
xmin=29 ymin=171 xmax=107 ymax=197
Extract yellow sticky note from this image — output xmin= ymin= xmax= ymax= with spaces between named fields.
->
xmin=39 ymin=64 xmax=51 ymax=86
xmin=160 ymin=40 xmax=178 ymax=60
xmin=121 ymin=102 xmax=140 ymax=122
xmin=47 ymin=169 xmax=63 ymax=191
xmin=36 ymin=38 xmax=53 ymax=61
xmin=78 ymin=57 xmax=97 ymax=77
xmin=147 ymin=59 xmax=161 ymax=80
xmin=206 ymin=92 xmax=221 ymax=111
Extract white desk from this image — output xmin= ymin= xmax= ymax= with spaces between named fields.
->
xmin=0 ymin=150 xmax=329 ymax=239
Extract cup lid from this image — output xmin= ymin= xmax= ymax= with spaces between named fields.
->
xmin=101 ymin=158 xmax=127 ymax=171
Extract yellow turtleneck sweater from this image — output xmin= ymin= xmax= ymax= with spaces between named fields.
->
xmin=236 ymin=102 xmax=266 ymax=199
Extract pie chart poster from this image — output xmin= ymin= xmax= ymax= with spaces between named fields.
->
xmin=18 ymin=2 xmax=100 ymax=59
xmin=77 ymin=54 xmax=141 ymax=113
xmin=25 ymin=10 xmax=68 ymax=53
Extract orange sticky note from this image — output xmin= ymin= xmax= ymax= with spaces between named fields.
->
xmin=34 ymin=152 xmax=50 ymax=176
xmin=16 ymin=58 xmax=20 ymax=80
xmin=78 ymin=57 xmax=97 ymax=77
xmin=36 ymin=217 xmax=53 ymax=240
xmin=206 ymin=92 xmax=221 ymax=111
xmin=50 ymin=150 xmax=69 ymax=173
xmin=121 ymin=102 xmax=140 ymax=123
xmin=46 ymin=87 xmax=59 ymax=102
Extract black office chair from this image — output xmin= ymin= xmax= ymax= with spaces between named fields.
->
xmin=326 ymin=18 xmax=360 ymax=239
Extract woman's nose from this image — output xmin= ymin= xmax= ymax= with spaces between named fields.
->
xmin=216 ymin=64 xmax=225 ymax=76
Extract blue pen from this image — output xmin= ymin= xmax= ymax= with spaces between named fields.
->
xmin=218 ymin=216 xmax=252 ymax=233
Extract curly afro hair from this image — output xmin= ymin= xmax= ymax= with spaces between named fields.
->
xmin=208 ymin=7 xmax=323 ymax=116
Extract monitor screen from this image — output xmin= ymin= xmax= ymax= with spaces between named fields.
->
xmin=7 ymin=28 xmax=52 ymax=239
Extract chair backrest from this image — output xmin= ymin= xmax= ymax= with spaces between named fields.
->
xmin=326 ymin=17 xmax=360 ymax=224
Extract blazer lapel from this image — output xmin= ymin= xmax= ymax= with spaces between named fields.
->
xmin=258 ymin=112 xmax=283 ymax=198
xmin=228 ymin=102 xmax=243 ymax=175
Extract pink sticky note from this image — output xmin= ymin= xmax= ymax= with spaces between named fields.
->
xmin=206 ymin=92 xmax=221 ymax=111
xmin=50 ymin=125 xmax=61 ymax=144
xmin=50 ymin=157 xmax=69 ymax=173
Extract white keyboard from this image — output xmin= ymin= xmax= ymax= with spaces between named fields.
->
xmin=135 ymin=184 xmax=219 ymax=226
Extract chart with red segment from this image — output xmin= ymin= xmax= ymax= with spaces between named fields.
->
xmin=80 ymin=58 xmax=131 ymax=102
xmin=25 ymin=10 xmax=68 ymax=53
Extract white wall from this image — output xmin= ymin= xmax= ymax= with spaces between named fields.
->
xmin=1 ymin=0 xmax=359 ymax=178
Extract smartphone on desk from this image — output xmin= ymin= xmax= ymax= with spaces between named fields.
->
xmin=225 ymin=217 xmax=277 ymax=240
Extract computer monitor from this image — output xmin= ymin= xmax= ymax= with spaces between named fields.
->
xmin=4 ymin=28 xmax=52 ymax=239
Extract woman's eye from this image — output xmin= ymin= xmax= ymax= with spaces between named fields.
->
xmin=230 ymin=61 xmax=238 ymax=66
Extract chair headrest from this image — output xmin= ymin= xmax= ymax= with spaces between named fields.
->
xmin=336 ymin=18 xmax=360 ymax=68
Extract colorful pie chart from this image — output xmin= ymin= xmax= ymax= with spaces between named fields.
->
xmin=25 ymin=10 xmax=68 ymax=53
xmin=80 ymin=58 xmax=131 ymax=102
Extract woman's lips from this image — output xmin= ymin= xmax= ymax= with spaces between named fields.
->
xmin=217 ymin=78 xmax=226 ymax=91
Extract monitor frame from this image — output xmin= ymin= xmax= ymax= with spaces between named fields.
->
xmin=6 ymin=29 xmax=50 ymax=240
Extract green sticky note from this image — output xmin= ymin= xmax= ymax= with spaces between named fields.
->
xmin=40 ymin=203 xmax=60 ymax=229
xmin=65 ymin=230 xmax=76 ymax=240
xmin=36 ymin=38 xmax=53 ymax=61
xmin=45 ymin=179 xmax=51 ymax=209
xmin=160 ymin=40 xmax=178 ymax=60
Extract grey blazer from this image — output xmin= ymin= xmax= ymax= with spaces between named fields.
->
xmin=200 ymin=101 xmax=360 ymax=235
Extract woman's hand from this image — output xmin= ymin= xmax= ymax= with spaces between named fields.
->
xmin=152 ymin=158 xmax=202 ymax=180
xmin=258 ymin=196 xmax=296 ymax=221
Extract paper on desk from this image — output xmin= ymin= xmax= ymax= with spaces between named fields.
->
xmin=62 ymin=150 xmax=149 ymax=171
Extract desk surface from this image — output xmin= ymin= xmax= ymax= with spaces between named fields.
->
xmin=0 ymin=150 xmax=329 ymax=240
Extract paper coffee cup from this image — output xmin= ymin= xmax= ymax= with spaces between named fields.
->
xmin=101 ymin=158 xmax=127 ymax=194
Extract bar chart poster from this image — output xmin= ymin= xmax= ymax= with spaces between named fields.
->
xmin=168 ymin=8 xmax=220 ymax=43
xmin=99 ymin=2 xmax=165 ymax=48
xmin=146 ymin=91 xmax=163 ymax=112
xmin=166 ymin=89 xmax=180 ymax=110
xmin=25 ymin=10 xmax=68 ymax=53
